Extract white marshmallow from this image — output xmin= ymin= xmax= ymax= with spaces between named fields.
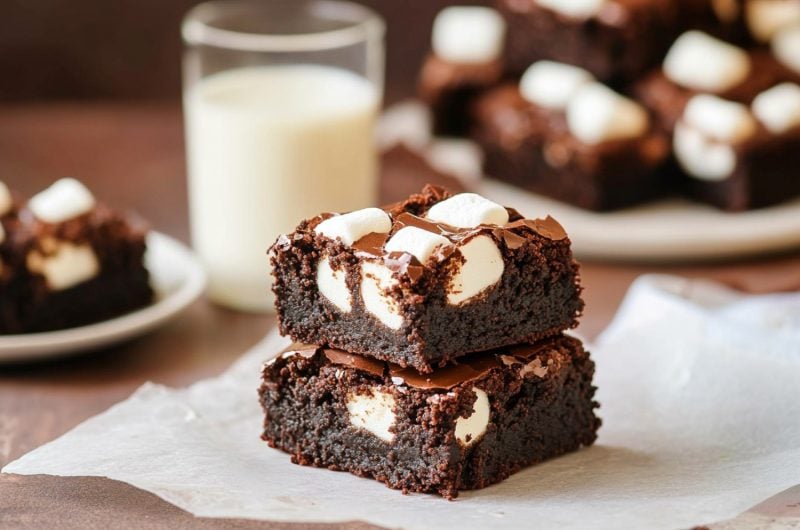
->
xmin=773 ymin=24 xmax=800 ymax=75
xmin=663 ymin=31 xmax=751 ymax=92
xmin=361 ymin=261 xmax=403 ymax=329
xmin=316 ymin=256 xmax=352 ymax=312
xmin=535 ymin=0 xmax=605 ymax=19
xmin=347 ymin=388 xmax=396 ymax=443
xmin=28 ymin=178 xmax=96 ymax=224
xmin=432 ymin=7 xmax=506 ymax=64
xmin=27 ymin=240 xmax=100 ymax=290
xmin=746 ymin=0 xmax=800 ymax=42
xmin=0 ymin=181 xmax=12 ymax=217
xmin=712 ymin=0 xmax=741 ymax=23
xmin=752 ymin=83 xmax=800 ymax=134
xmin=314 ymin=207 xmax=391 ymax=246
xmin=447 ymin=235 xmax=504 ymax=305
xmin=455 ymin=388 xmax=490 ymax=446
xmin=519 ymin=61 xmax=595 ymax=110
xmin=384 ymin=226 xmax=452 ymax=264
xmin=684 ymin=94 xmax=756 ymax=143
xmin=425 ymin=193 xmax=509 ymax=228
xmin=674 ymin=122 xmax=738 ymax=181
xmin=566 ymin=83 xmax=649 ymax=145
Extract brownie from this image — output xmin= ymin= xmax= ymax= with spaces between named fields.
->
xmin=270 ymin=185 xmax=583 ymax=373
xmin=673 ymin=90 xmax=800 ymax=210
xmin=496 ymin=0 xmax=722 ymax=83
xmin=471 ymin=83 xmax=670 ymax=211
xmin=635 ymin=50 xmax=798 ymax=134
xmin=418 ymin=54 xmax=504 ymax=137
xmin=0 ymin=179 xmax=153 ymax=334
xmin=259 ymin=335 xmax=600 ymax=499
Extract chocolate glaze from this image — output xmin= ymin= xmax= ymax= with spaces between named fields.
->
xmin=287 ymin=340 xmax=562 ymax=390
xmin=322 ymin=348 xmax=385 ymax=377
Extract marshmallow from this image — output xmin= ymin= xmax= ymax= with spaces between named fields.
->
xmin=712 ymin=0 xmax=741 ymax=23
xmin=432 ymin=7 xmax=506 ymax=64
xmin=27 ymin=240 xmax=100 ymax=290
xmin=0 ymin=181 xmax=12 ymax=217
xmin=663 ymin=31 xmax=751 ymax=92
xmin=425 ymin=193 xmax=509 ymax=228
xmin=684 ymin=94 xmax=756 ymax=143
xmin=519 ymin=61 xmax=595 ymax=110
xmin=447 ymin=235 xmax=504 ymax=305
xmin=347 ymin=388 xmax=396 ymax=443
xmin=316 ymin=256 xmax=352 ymax=312
xmin=384 ymin=226 xmax=452 ymax=264
xmin=314 ymin=207 xmax=391 ymax=246
xmin=674 ymin=122 xmax=738 ymax=181
xmin=28 ymin=178 xmax=96 ymax=224
xmin=361 ymin=261 xmax=403 ymax=329
xmin=746 ymin=0 xmax=800 ymax=42
xmin=455 ymin=388 xmax=490 ymax=446
xmin=566 ymin=83 xmax=649 ymax=145
xmin=772 ymin=24 xmax=800 ymax=75
xmin=752 ymin=83 xmax=800 ymax=134
xmin=535 ymin=0 xmax=605 ymax=19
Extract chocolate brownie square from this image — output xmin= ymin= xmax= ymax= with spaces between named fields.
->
xmin=496 ymin=0 xmax=722 ymax=83
xmin=2 ymin=178 xmax=153 ymax=333
xmin=259 ymin=335 xmax=600 ymax=498
xmin=418 ymin=7 xmax=507 ymax=136
xmin=673 ymin=88 xmax=800 ymax=210
xmin=471 ymin=64 xmax=670 ymax=211
xmin=270 ymin=185 xmax=582 ymax=373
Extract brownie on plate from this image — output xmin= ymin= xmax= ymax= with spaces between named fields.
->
xmin=495 ymin=0 xmax=722 ymax=82
xmin=270 ymin=185 xmax=583 ymax=373
xmin=635 ymin=31 xmax=798 ymax=133
xmin=472 ymin=62 xmax=670 ymax=211
xmin=1 ymin=178 xmax=153 ymax=333
xmin=418 ymin=6 xmax=506 ymax=136
xmin=260 ymin=335 xmax=600 ymax=499
xmin=673 ymin=88 xmax=800 ymax=210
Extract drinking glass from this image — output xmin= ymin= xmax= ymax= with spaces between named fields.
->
xmin=183 ymin=0 xmax=385 ymax=312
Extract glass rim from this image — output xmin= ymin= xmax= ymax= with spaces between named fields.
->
xmin=182 ymin=0 xmax=385 ymax=52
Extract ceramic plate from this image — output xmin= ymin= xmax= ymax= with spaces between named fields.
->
xmin=0 ymin=232 xmax=206 ymax=362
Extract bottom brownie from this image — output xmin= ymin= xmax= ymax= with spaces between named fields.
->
xmin=259 ymin=335 xmax=600 ymax=499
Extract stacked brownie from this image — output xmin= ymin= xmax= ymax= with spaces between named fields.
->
xmin=261 ymin=185 xmax=600 ymax=498
xmin=0 ymin=178 xmax=152 ymax=334
xmin=418 ymin=2 xmax=800 ymax=211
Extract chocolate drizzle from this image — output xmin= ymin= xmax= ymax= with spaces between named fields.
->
xmin=284 ymin=339 xmax=563 ymax=390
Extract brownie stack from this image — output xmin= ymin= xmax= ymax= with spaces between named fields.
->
xmin=418 ymin=3 xmax=800 ymax=211
xmin=260 ymin=185 xmax=600 ymax=498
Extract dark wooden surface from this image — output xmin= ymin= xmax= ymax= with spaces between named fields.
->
xmin=0 ymin=102 xmax=799 ymax=529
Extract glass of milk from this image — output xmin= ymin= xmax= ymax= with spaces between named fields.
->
xmin=182 ymin=0 xmax=385 ymax=312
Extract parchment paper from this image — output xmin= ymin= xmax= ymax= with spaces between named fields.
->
xmin=4 ymin=275 xmax=800 ymax=529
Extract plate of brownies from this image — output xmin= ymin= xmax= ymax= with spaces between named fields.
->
xmin=398 ymin=3 xmax=800 ymax=261
xmin=0 ymin=178 xmax=206 ymax=362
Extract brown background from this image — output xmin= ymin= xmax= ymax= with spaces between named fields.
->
xmin=0 ymin=0 xmax=485 ymax=103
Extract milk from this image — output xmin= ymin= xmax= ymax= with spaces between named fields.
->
xmin=185 ymin=65 xmax=380 ymax=311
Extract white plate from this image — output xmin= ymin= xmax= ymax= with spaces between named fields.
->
xmin=380 ymin=101 xmax=800 ymax=262
xmin=0 ymin=232 xmax=206 ymax=363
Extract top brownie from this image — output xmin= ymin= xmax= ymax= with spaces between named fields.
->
xmin=271 ymin=185 xmax=583 ymax=373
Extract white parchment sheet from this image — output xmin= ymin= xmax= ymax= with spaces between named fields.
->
xmin=4 ymin=275 xmax=800 ymax=529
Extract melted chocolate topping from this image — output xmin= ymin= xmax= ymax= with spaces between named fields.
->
xmin=281 ymin=340 xmax=562 ymax=390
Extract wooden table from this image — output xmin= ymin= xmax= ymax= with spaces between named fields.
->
xmin=1 ymin=103 xmax=798 ymax=529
